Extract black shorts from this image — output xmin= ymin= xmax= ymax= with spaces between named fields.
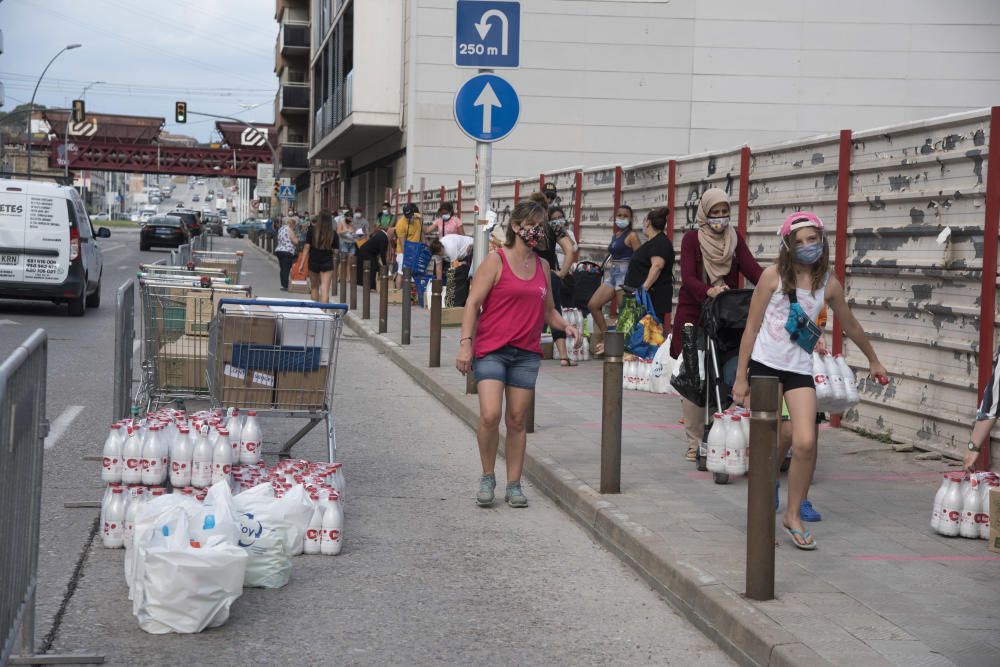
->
xmin=748 ymin=359 xmax=814 ymax=392
xmin=308 ymin=258 xmax=334 ymax=273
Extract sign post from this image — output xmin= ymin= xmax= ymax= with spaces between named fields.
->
xmin=454 ymin=1 xmax=521 ymax=275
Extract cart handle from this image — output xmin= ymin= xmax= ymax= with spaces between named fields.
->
xmin=216 ymin=298 xmax=348 ymax=312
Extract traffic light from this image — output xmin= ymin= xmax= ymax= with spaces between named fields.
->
xmin=273 ymin=181 xmax=280 ymax=199
xmin=175 ymin=101 xmax=187 ymax=124
xmin=72 ymin=99 xmax=85 ymax=123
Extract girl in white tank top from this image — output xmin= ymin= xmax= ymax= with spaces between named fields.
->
xmin=732 ymin=212 xmax=889 ymax=551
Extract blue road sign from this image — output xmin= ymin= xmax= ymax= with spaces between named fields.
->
xmin=454 ymin=74 xmax=520 ymax=143
xmin=455 ymin=1 xmax=520 ymax=69
xmin=279 ymin=184 xmax=296 ymax=200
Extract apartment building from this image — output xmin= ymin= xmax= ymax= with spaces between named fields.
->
xmin=308 ymin=0 xmax=1000 ymax=213
xmin=275 ymin=0 xmax=315 ymax=211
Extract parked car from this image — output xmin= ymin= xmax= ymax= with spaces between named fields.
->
xmin=225 ymin=217 xmax=268 ymax=238
xmin=203 ymin=214 xmax=223 ymax=236
xmin=0 ymin=178 xmax=109 ymax=316
xmin=171 ymin=208 xmax=203 ymax=236
xmin=140 ymin=215 xmax=191 ymax=252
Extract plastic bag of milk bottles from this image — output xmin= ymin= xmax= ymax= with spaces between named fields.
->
xmin=132 ymin=504 xmax=248 ymax=634
xmin=234 ymin=483 xmax=314 ymax=557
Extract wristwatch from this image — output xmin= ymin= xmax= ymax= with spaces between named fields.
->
xmin=967 ymin=441 xmax=981 ymax=453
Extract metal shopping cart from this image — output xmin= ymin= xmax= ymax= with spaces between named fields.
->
xmin=137 ymin=264 xmax=231 ymax=284
xmin=134 ymin=280 xmax=252 ymax=411
xmin=193 ymin=250 xmax=243 ymax=284
xmin=207 ymin=299 xmax=347 ymax=463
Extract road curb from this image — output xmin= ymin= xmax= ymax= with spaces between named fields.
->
xmin=339 ymin=310 xmax=832 ymax=667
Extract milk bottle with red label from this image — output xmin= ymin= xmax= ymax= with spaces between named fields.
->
xmin=931 ymin=473 xmax=951 ymax=533
xmin=212 ymin=428 xmax=233 ymax=485
xmin=939 ymin=475 xmax=963 ymax=537
xmin=239 ymin=410 xmax=262 ymax=465
xmin=835 ymin=354 xmax=861 ymax=407
xmin=141 ymin=426 xmax=163 ymax=485
xmin=123 ymin=485 xmax=145 ymax=549
xmin=706 ymin=413 xmax=727 ymax=473
xmin=121 ymin=425 xmax=143 ymax=484
xmin=170 ymin=426 xmax=192 ymax=487
xmin=191 ymin=426 xmax=214 ymax=488
xmin=304 ymin=497 xmax=323 ymax=555
xmin=959 ymin=474 xmax=981 ymax=538
xmin=823 ymin=354 xmax=847 ymax=412
xmin=102 ymin=488 xmax=125 ymax=549
xmin=321 ymin=491 xmax=343 ymax=556
xmin=724 ymin=415 xmax=747 ymax=476
xmin=813 ymin=353 xmax=833 ymax=409
xmin=101 ymin=424 xmax=123 ymax=483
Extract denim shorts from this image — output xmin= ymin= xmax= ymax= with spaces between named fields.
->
xmin=474 ymin=345 xmax=541 ymax=390
xmin=602 ymin=260 xmax=630 ymax=289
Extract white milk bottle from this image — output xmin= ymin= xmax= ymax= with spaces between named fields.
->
xmin=823 ymin=354 xmax=847 ymax=412
xmin=304 ymin=495 xmax=323 ymax=555
xmin=170 ymin=426 xmax=193 ymax=487
xmin=212 ymin=427 xmax=233 ymax=485
xmin=240 ymin=410 xmax=262 ymax=465
xmin=123 ymin=485 xmax=145 ymax=549
xmin=321 ymin=491 xmax=343 ymax=556
xmin=724 ymin=415 xmax=747 ymax=476
xmin=101 ymin=424 xmax=123 ymax=483
xmin=939 ymin=475 xmax=963 ymax=537
xmin=813 ymin=353 xmax=833 ymax=410
xmin=140 ymin=426 xmax=161 ymax=485
xmin=931 ymin=473 xmax=951 ymax=533
xmin=191 ymin=426 xmax=214 ymax=488
xmin=706 ymin=413 xmax=726 ymax=473
xmin=959 ymin=474 xmax=981 ymax=538
xmin=835 ymin=354 xmax=861 ymax=407
xmin=121 ymin=425 xmax=143 ymax=484
xmin=103 ymin=488 xmax=125 ymax=549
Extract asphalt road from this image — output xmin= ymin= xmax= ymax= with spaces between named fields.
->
xmin=2 ymin=225 xmax=731 ymax=665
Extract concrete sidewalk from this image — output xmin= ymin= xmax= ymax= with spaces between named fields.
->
xmin=246 ymin=244 xmax=999 ymax=667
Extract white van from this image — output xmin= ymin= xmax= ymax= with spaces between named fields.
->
xmin=0 ymin=179 xmax=110 ymax=316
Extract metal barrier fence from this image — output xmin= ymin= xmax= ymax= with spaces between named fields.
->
xmin=113 ymin=280 xmax=135 ymax=422
xmin=1 ymin=330 xmax=102 ymax=666
xmin=169 ymin=243 xmax=192 ymax=268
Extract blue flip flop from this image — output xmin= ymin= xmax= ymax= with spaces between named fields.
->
xmin=783 ymin=525 xmax=817 ymax=550
xmin=800 ymin=500 xmax=822 ymax=522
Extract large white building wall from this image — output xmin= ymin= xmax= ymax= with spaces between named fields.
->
xmin=392 ymin=0 xmax=1000 ymax=191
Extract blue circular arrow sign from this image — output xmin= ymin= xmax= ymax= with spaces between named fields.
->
xmin=453 ymin=74 xmax=520 ymax=143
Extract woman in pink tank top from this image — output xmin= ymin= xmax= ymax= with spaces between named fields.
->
xmin=455 ymin=200 xmax=582 ymax=508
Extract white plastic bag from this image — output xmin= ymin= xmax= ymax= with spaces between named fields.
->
xmin=127 ymin=494 xmax=201 ymax=598
xmin=237 ymin=513 xmax=291 ymax=588
xmin=134 ymin=507 xmax=248 ymax=634
xmin=234 ymin=483 xmax=314 ymax=557
xmin=650 ymin=337 xmax=679 ymax=395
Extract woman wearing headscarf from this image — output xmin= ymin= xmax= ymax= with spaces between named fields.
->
xmin=672 ymin=188 xmax=763 ymax=461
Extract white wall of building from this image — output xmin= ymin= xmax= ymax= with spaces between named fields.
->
xmin=391 ymin=0 xmax=1000 ymax=190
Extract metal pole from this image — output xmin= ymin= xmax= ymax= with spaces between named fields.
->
xmin=401 ymin=268 xmax=412 ymax=345
xmin=27 ymin=44 xmax=81 ymax=180
xmin=339 ymin=253 xmax=348 ymax=305
xmin=600 ymin=332 xmax=624 ymax=494
xmin=348 ymin=254 xmax=357 ymax=310
xmin=331 ymin=250 xmax=340 ymax=298
xmin=362 ymin=259 xmax=372 ymax=319
xmin=470 ymin=133 xmax=493 ymax=276
xmin=378 ymin=268 xmax=389 ymax=334
xmin=746 ymin=375 xmax=780 ymax=602
xmin=429 ymin=278 xmax=442 ymax=367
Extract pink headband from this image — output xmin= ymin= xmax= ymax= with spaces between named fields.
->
xmin=778 ymin=211 xmax=824 ymax=238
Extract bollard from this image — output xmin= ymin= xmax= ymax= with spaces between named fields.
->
xmin=525 ymin=392 xmax=535 ymax=433
xmin=349 ymin=255 xmax=358 ymax=310
xmin=378 ymin=268 xmax=389 ymax=334
xmin=339 ymin=254 xmax=349 ymax=304
xmin=600 ymin=332 xmax=625 ymax=494
xmin=362 ymin=260 xmax=372 ymax=319
xmin=401 ymin=268 xmax=412 ymax=345
xmin=746 ymin=375 xmax=780 ymax=602
xmin=429 ymin=278 xmax=442 ymax=367
xmin=332 ymin=251 xmax=340 ymax=298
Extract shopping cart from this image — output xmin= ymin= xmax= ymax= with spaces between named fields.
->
xmin=137 ymin=264 xmax=231 ymax=284
xmin=134 ymin=280 xmax=252 ymax=411
xmin=207 ymin=299 xmax=347 ymax=463
xmin=193 ymin=250 xmax=243 ymax=284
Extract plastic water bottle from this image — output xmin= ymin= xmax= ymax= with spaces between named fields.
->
xmin=304 ymin=496 xmax=323 ymax=555
xmin=706 ymin=413 xmax=726 ymax=473
xmin=321 ymin=491 xmax=343 ymax=556
xmin=191 ymin=426 xmax=214 ymax=488
xmin=931 ymin=473 xmax=951 ymax=533
xmin=102 ymin=488 xmax=125 ymax=549
xmin=240 ymin=410 xmax=262 ymax=465
xmin=724 ymin=415 xmax=747 ymax=476
xmin=939 ymin=475 xmax=963 ymax=537
xmin=101 ymin=424 xmax=123 ymax=483
xmin=212 ymin=427 xmax=233 ymax=486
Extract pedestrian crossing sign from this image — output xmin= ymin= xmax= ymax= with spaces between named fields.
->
xmin=278 ymin=184 xmax=296 ymax=200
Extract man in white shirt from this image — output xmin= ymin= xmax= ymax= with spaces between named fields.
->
xmin=440 ymin=234 xmax=474 ymax=264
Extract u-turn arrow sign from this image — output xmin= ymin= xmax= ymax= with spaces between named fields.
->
xmin=455 ymin=1 xmax=520 ymax=69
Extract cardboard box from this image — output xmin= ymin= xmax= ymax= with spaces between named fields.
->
xmin=219 ymin=303 xmax=278 ymax=345
xmin=440 ymin=306 xmax=464 ymax=327
xmin=386 ymin=287 xmax=404 ymax=304
xmin=274 ymin=366 xmax=329 ymax=410
xmin=272 ymin=306 xmax=333 ymax=360
xmin=990 ymin=487 xmax=1000 ymax=554
xmin=157 ymin=335 xmax=208 ymax=390
xmin=184 ymin=291 xmax=228 ymax=336
xmin=289 ymin=279 xmax=310 ymax=294
xmin=217 ymin=364 xmax=277 ymax=408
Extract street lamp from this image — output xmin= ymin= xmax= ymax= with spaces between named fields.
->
xmin=27 ymin=43 xmax=82 ymax=179
xmin=63 ymin=80 xmax=103 ymax=179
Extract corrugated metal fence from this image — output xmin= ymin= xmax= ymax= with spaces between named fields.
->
xmin=391 ymin=107 xmax=1000 ymax=461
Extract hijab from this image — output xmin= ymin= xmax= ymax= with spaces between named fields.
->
xmin=695 ymin=188 xmax=737 ymax=286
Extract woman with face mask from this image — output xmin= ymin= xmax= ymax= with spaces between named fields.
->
xmin=623 ymin=207 xmax=675 ymax=326
xmin=428 ymin=201 xmax=464 ymax=239
xmin=456 ymin=200 xmax=582 ymax=508
xmin=588 ymin=205 xmax=642 ymax=352
xmin=673 ymin=188 xmax=763 ymax=462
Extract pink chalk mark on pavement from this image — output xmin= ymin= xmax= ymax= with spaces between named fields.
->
xmin=582 ymin=422 xmax=685 ymax=430
xmin=853 ymin=555 xmax=1000 ymax=562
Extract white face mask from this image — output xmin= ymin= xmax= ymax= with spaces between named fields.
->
xmin=441 ymin=214 xmax=451 ymax=221
xmin=382 ymin=209 xmax=389 ymax=215
xmin=353 ymin=212 xmax=361 ymax=219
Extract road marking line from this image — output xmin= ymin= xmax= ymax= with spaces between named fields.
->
xmin=852 ymin=555 xmax=1000 ymax=562
xmin=44 ymin=405 xmax=85 ymax=450
xmin=101 ymin=244 xmax=125 ymax=254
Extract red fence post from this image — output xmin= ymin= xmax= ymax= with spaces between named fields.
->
xmin=573 ymin=171 xmax=583 ymax=241
xmin=830 ymin=129 xmax=854 ymax=429
xmin=977 ymin=107 xmax=1000 ymax=468
xmin=538 ymin=173 xmax=545 ymax=191
xmin=667 ymin=159 xmax=677 ymax=239
xmin=457 ymin=180 xmax=463 ymax=218
xmin=394 ymin=190 xmax=399 ymax=216
xmin=514 ymin=180 xmax=521 ymax=205
xmin=737 ymin=147 xmax=751 ymax=288
xmin=407 ymin=188 xmax=412 ymax=204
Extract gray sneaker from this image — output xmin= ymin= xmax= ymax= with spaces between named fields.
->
xmin=505 ymin=481 xmax=528 ymax=508
xmin=476 ymin=474 xmax=496 ymax=507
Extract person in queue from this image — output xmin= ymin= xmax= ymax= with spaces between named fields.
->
xmin=733 ymin=212 xmax=888 ymax=550
xmin=336 ymin=204 xmax=356 ymax=255
xmin=589 ymin=204 xmax=642 ymax=353
xmin=274 ymin=215 xmax=300 ymax=292
xmin=962 ymin=342 xmax=1000 ymax=473
xmin=428 ymin=201 xmax=465 ymax=239
xmin=356 ymin=221 xmax=390 ymax=290
xmin=395 ymin=203 xmax=423 ymax=289
xmin=623 ymin=206 xmax=675 ymax=327
xmin=377 ymin=200 xmax=395 ymax=230
xmin=456 ymin=200 xmax=582 ymax=508
xmin=672 ymin=188 xmax=763 ymax=462
xmin=526 ymin=192 xmax=578 ymax=365
xmin=304 ymin=210 xmax=338 ymax=303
